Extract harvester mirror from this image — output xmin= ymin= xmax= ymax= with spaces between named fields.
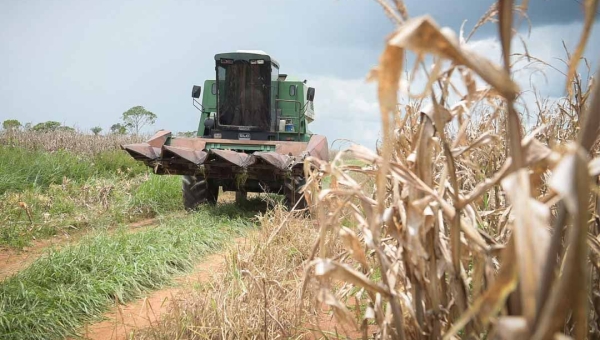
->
xmin=191 ymin=85 xmax=202 ymax=99
xmin=307 ymin=87 xmax=316 ymax=101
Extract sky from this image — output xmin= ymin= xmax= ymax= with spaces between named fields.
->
xmin=1 ymin=0 xmax=599 ymax=149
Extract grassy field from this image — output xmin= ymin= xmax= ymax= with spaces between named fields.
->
xmin=0 ymin=205 xmax=256 ymax=340
xmin=137 ymin=205 xmax=319 ymax=340
xmin=0 ymin=147 xmax=146 ymax=194
xmin=0 ymin=144 xmax=184 ymax=249
xmin=0 ymin=130 xmax=261 ymax=340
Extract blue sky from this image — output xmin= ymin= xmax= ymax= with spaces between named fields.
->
xmin=1 ymin=0 xmax=598 ymax=148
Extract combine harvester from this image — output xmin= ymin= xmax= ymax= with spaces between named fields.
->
xmin=122 ymin=50 xmax=328 ymax=210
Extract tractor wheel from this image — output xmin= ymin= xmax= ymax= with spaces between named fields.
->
xmin=182 ymin=175 xmax=219 ymax=210
xmin=284 ymin=175 xmax=307 ymax=211
xmin=235 ymin=191 xmax=247 ymax=205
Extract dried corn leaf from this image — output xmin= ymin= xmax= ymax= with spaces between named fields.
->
xmin=566 ymin=0 xmax=599 ymax=96
xmin=317 ymin=288 xmax=358 ymax=329
xmin=339 ymin=227 xmax=369 ymax=270
xmin=394 ymin=0 xmax=409 ymax=20
xmin=377 ymin=43 xmax=403 ymax=226
xmin=459 ymin=86 xmax=503 ymax=102
xmin=451 ymin=131 xmax=499 ymax=158
xmin=588 ymin=157 xmax=600 ymax=176
xmin=375 ymin=0 xmax=404 ymax=25
xmin=313 ymin=258 xmax=391 ymax=297
xmin=349 ymin=144 xmax=383 ymax=164
xmin=522 ymin=136 xmax=554 ymax=165
xmin=587 ymin=233 xmax=600 ymax=269
xmin=489 ymin=316 xmax=529 ymax=340
xmin=578 ymin=60 xmax=600 ymax=152
xmin=533 ymin=146 xmax=591 ymax=339
xmin=498 ymin=0 xmax=514 ymax=70
xmin=501 ymin=169 xmax=550 ymax=324
xmin=443 ymin=238 xmax=519 ymax=339
xmin=387 ymin=16 xmax=519 ymax=99
xmin=462 ymin=137 xmax=553 ymax=206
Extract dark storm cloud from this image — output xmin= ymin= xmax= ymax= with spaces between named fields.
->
xmin=403 ymin=0 xmax=592 ymax=38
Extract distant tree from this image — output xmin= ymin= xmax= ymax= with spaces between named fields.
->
xmin=24 ymin=122 xmax=32 ymax=131
xmin=110 ymin=123 xmax=127 ymax=135
xmin=32 ymin=121 xmax=62 ymax=132
xmin=91 ymin=126 xmax=103 ymax=135
xmin=2 ymin=119 xmax=21 ymax=131
xmin=58 ymin=126 xmax=75 ymax=132
xmin=121 ymin=106 xmax=157 ymax=135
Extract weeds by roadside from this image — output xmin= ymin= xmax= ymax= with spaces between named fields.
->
xmin=0 ymin=203 xmax=257 ymax=340
xmin=137 ymin=199 xmax=324 ymax=340
xmin=0 ymin=146 xmax=147 ymax=195
xmin=0 ymin=143 xmax=186 ymax=248
xmin=0 ymin=170 xmax=184 ymax=249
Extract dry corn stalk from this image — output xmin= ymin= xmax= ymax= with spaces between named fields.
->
xmin=303 ymin=1 xmax=600 ymax=339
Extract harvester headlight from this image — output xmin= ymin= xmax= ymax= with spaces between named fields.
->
xmin=213 ymin=133 xmax=222 ymax=139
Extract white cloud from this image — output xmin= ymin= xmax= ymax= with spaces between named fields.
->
xmin=465 ymin=21 xmax=600 ymax=96
xmin=302 ymin=75 xmax=382 ymax=149
xmin=307 ymin=76 xmax=379 ymax=120
xmin=306 ymin=20 xmax=600 ymax=150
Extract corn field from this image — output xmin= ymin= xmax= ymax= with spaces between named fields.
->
xmin=0 ymin=129 xmax=145 ymax=156
xmin=301 ymin=1 xmax=600 ymax=339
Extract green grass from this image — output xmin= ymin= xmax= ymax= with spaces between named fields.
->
xmin=338 ymin=158 xmax=369 ymax=167
xmin=0 ymin=203 xmax=258 ymax=340
xmin=0 ymin=145 xmax=187 ymax=248
xmin=0 ymin=146 xmax=147 ymax=195
xmin=131 ymin=175 xmax=184 ymax=215
xmin=0 ymin=174 xmax=184 ymax=249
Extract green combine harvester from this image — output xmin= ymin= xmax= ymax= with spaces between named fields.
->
xmin=122 ymin=50 xmax=328 ymax=210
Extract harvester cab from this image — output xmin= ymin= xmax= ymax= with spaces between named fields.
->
xmin=121 ymin=50 xmax=328 ymax=210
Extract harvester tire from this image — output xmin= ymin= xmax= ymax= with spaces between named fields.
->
xmin=182 ymin=175 xmax=219 ymax=210
xmin=284 ymin=175 xmax=307 ymax=211
xmin=235 ymin=191 xmax=248 ymax=205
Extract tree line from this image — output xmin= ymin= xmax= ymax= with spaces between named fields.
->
xmin=1 ymin=106 xmax=157 ymax=136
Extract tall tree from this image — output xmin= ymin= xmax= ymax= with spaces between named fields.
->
xmin=110 ymin=123 xmax=127 ymax=135
xmin=2 ymin=119 xmax=21 ymax=131
xmin=121 ymin=106 xmax=157 ymax=135
xmin=91 ymin=126 xmax=102 ymax=135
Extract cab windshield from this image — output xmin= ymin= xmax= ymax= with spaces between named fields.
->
xmin=217 ymin=60 xmax=271 ymax=130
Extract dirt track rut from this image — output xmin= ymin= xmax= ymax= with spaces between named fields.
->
xmin=81 ymin=239 xmax=243 ymax=340
xmin=0 ymin=218 xmax=157 ymax=281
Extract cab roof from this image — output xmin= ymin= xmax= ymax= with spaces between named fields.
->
xmin=214 ymin=50 xmax=279 ymax=68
